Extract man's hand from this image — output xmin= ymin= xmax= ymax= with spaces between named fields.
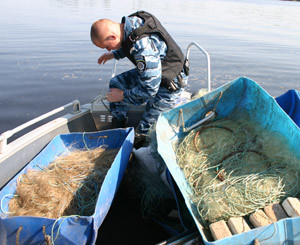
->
xmin=106 ymin=88 xmax=124 ymax=102
xmin=98 ymin=52 xmax=114 ymax=65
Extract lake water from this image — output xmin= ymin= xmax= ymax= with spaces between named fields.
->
xmin=1 ymin=0 xmax=300 ymax=135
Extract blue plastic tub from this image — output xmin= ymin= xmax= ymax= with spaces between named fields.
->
xmin=0 ymin=128 xmax=134 ymax=244
xmin=156 ymin=77 xmax=300 ymax=244
xmin=276 ymin=89 xmax=300 ymax=127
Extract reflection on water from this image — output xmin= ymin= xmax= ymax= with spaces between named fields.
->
xmin=0 ymin=0 xmax=300 ymax=134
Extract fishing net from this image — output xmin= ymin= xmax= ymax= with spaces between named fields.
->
xmin=176 ymin=118 xmax=300 ymax=226
xmin=130 ymin=154 xmax=173 ymax=217
xmin=8 ymin=147 xmax=119 ymax=219
xmin=130 ymin=125 xmax=172 ymax=218
xmin=129 ymin=125 xmax=196 ymax=233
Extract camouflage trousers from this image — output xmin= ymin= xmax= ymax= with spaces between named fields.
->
xmin=109 ymin=68 xmax=182 ymax=135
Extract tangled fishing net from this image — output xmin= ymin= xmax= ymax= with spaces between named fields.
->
xmin=9 ymin=147 xmax=119 ymax=219
xmin=176 ymin=118 xmax=300 ymax=226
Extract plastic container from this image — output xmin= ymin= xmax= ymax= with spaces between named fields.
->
xmin=0 ymin=128 xmax=134 ymax=244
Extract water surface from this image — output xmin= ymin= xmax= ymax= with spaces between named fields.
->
xmin=0 ymin=0 xmax=300 ymax=135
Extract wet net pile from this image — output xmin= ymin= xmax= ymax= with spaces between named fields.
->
xmin=176 ymin=118 xmax=300 ymax=226
xmin=9 ymin=147 xmax=119 ymax=219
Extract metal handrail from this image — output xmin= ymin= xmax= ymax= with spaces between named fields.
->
xmin=0 ymin=100 xmax=81 ymax=154
xmin=186 ymin=42 xmax=211 ymax=92
xmin=111 ymin=42 xmax=211 ymax=92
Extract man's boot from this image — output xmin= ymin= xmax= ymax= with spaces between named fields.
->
xmin=133 ymin=133 xmax=147 ymax=149
xmin=112 ymin=117 xmax=126 ymax=129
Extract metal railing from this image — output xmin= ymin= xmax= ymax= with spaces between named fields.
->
xmin=186 ymin=42 xmax=211 ymax=92
xmin=0 ymin=100 xmax=81 ymax=154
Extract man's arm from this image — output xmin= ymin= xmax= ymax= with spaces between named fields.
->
xmin=112 ymin=49 xmax=126 ymax=60
xmin=98 ymin=52 xmax=114 ymax=65
xmin=98 ymin=48 xmax=126 ymax=65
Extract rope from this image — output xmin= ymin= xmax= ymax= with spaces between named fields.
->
xmin=51 ymin=215 xmax=79 ymax=245
xmin=212 ymin=91 xmax=223 ymax=113
xmin=90 ymin=93 xmax=111 ymax=114
xmin=16 ymin=226 xmax=23 ymax=245
xmin=42 ymin=226 xmax=52 ymax=245
xmin=82 ymin=132 xmax=90 ymax=151
xmin=255 ymin=211 xmax=278 ymax=243
xmin=1 ymin=194 xmax=18 ymax=215
xmin=100 ymin=99 xmax=111 ymax=114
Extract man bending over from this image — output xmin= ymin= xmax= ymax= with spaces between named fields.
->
xmin=90 ymin=11 xmax=189 ymax=145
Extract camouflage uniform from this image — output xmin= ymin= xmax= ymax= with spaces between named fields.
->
xmin=111 ymin=16 xmax=188 ymax=134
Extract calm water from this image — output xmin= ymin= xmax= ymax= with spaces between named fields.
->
xmin=1 ymin=0 xmax=300 ymax=135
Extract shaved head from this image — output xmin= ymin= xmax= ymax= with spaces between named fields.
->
xmin=90 ymin=19 xmax=123 ymax=48
xmin=91 ymin=19 xmax=113 ymax=44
